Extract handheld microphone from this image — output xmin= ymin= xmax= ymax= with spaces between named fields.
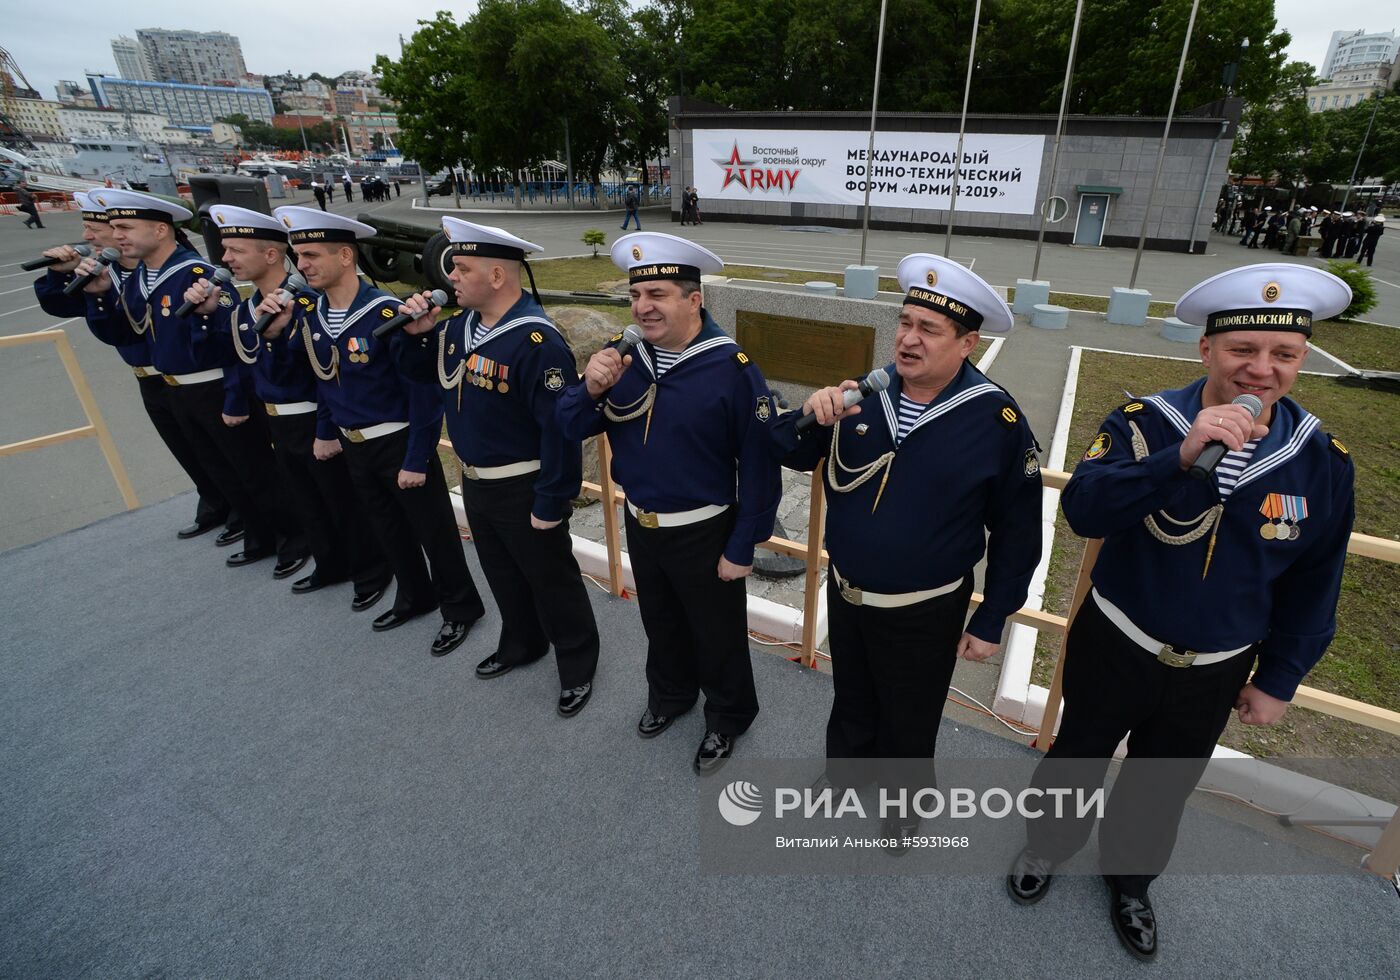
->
xmin=372 ymin=288 xmax=449 ymax=338
xmin=23 ymin=243 xmax=91 ymax=271
xmin=175 ymin=267 xmax=234 ymax=318
xmin=613 ymin=325 xmax=644 ymax=359
xmin=63 ymin=247 xmax=121 ymax=295
xmin=253 ymin=273 xmax=309 ymax=335
xmin=795 ymin=367 xmax=891 ymax=433
xmin=1188 ymin=394 xmax=1264 ymax=480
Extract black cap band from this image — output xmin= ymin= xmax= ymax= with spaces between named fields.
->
xmin=629 ymin=263 xmax=700 ymax=284
xmin=108 ymin=207 xmax=174 ymax=224
xmin=219 ymin=225 xmax=288 ymax=243
xmin=449 ymin=242 xmax=525 ymax=261
xmin=81 ymin=210 xmax=110 ymax=223
xmin=903 ymin=287 xmax=985 ymax=331
xmin=288 ymin=228 xmax=358 ymax=245
xmin=1204 ymin=307 xmax=1313 ymax=337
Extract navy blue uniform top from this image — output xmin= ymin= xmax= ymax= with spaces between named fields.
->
xmin=1063 ymin=378 xmax=1355 ymax=701
xmin=555 ymin=311 xmax=781 ymax=566
xmin=286 ymin=279 xmax=443 ymax=474
xmin=398 ymin=289 xmax=583 ymax=522
xmin=773 ymin=359 xmax=1043 ymax=644
xmin=87 ymin=247 xmax=231 ymax=376
xmin=38 ymin=266 xmax=154 ymax=368
xmin=200 ymin=281 xmax=331 ymax=432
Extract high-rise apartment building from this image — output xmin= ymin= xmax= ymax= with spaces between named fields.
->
xmin=1320 ymin=29 xmax=1397 ymax=79
xmin=111 ymin=36 xmax=152 ymax=81
xmin=135 ymin=29 xmax=248 ymax=87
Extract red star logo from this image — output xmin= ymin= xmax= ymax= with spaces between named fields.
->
xmin=715 ymin=143 xmax=755 ymax=190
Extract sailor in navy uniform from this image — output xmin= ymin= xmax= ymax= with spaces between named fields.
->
xmin=33 ymin=191 xmax=236 ymax=543
xmin=183 ymin=205 xmax=390 ymax=610
xmin=772 ymin=253 xmax=1042 ymax=835
xmin=396 ymin=218 xmax=600 ymax=715
xmin=556 ymin=233 xmax=781 ymax=773
xmin=74 ymin=188 xmax=296 ymax=571
xmin=257 ymin=207 xmax=485 ymax=657
xmin=1008 ymin=264 xmax=1356 ymax=962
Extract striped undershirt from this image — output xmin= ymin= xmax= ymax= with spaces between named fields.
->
xmin=651 ymin=347 xmax=682 ymax=376
xmin=896 ymin=392 xmax=931 ymax=443
xmin=142 ymin=267 xmax=160 ymax=291
xmin=1215 ymin=440 xmax=1259 ymax=499
xmin=324 ymin=307 xmax=348 ymax=327
xmin=471 ymin=320 xmax=491 ymax=346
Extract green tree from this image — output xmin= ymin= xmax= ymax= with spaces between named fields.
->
xmin=373 ymin=12 xmax=475 ymax=175
xmin=682 ymin=0 xmax=795 ymax=108
xmin=1303 ymin=94 xmax=1400 ymax=185
xmin=1230 ymin=61 xmax=1318 ymax=184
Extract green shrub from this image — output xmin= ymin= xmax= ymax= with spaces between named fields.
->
xmin=582 ymin=229 xmax=606 ymax=257
xmin=1326 ymin=260 xmax=1378 ymax=321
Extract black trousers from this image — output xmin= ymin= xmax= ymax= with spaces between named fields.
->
xmin=134 ymin=373 xmax=230 ymax=527
xmin=823 ymin=572 xmax=973 ymax=788
xmin=1358 ymin=239 xmax=1378 ymax=266
xmin=339 ymin=427 xmax=483 ymax=623
xmin=624 ymin=508 xmax=758 ymax=736
xmin=1025 ymin=595 xmax=1256 ymax=898
xmin=164 ymin=378 xmax=298 ymax=558
xmin=459 ymin=472 xmax=598 ymax=687
xmin=266 ymin=411 xmax=389 ymax=593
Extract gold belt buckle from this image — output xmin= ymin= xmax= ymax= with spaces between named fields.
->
xmin=636 ymin=509 xmax=660 ymax=529
xmin=345 ymin=428 xmax=365 ymax=443
xmin=163 ymin=374 xmax=179 ymax=386
xmin=464 ymin=465 xmax=479 ymax=480
xmin=1157 ymin=645 xmax=1197 ymax=668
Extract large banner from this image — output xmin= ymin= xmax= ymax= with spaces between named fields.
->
xmin=692 ymin=129 xmax=1046 ymax=214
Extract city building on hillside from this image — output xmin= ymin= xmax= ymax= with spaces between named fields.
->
xmin=9 ymin=98 xmax=64 ymax=138
xmin=1306 ymin=54 xmax=1396 ymax=111
xmin=111 ymin=36 xmax=152 ymax=82
xmin=1321 ymin=29 xmax=1397 ymax=79
xmin=88 ymin=74 xmax=274 ymax=128
xmin=134 ymin=28 xmax=247 ymax=86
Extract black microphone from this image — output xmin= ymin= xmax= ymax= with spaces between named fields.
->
xmin=794 ymin=367 xmax=892 ymax=433
xmin=22 ymin=243 xmax=91 ymax=271
xmin=372 ymin=288 xmax=449 ymax=338
xmin=253 ymin=273 xmax=309 ymax=335
xmin=1188 ymin=394 xmax=1264 ymax=480
xmin=613 ymin=325 xmax=643 ymax=359
xmin=175 ymin=267 xmax=234 ymax=318
xmin=63 ymin=247 xmax=122 ymax=295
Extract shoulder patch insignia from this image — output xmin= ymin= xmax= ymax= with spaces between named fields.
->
xmin=755 ymin=395 xmax=771 ymax=422
xmin=1084 ymin=432 xmax=1112 ymax=461
xmin=297 ymin=296 xmax=313 ymax=308
xmin=192 ymin=266 xmax=204 ymax=275
xmin=380 ymin=307 xmax=395 ymax=319
xmin=609 ymin=332 xmax=623 ymax=343
xmin=1122 ymin=401 xmax=1145 ymax=414
xmin=544 ymin=366 xmax=564 ymax=391
xmin=1329 ymin=436 xmax=1350 ymax=458
xmin=999 ymin=405 xmax=1018 ymax=426
xmin=734 ymin=351 xmax=750 ymax=368
xmin=218 ymin=291 xmax=233 ymax=308
xmin=1024 ymin=448 xmax=1040 ymax=478
xmin=530 ymin=331 xmax=544 ymax=344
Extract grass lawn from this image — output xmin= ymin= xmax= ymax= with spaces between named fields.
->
xmin=1310 ymin=319 xmax=1400 ymax=372
xmin=1033 ymin=350 xmax=1400 ymax=759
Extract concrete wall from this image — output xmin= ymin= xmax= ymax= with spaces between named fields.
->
xmin=670 ymin=102 xmax=1241 ymax=254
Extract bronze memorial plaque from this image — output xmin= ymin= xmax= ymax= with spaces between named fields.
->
xmin=736 ymin=311 xmax=875 ymax=387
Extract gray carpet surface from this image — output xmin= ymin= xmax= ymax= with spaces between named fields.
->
xmin=2 ymin=495 xmax=1396 ymax=978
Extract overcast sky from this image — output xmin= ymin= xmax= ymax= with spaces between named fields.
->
xmin=5 ymin=1 xmax=1392 ymax=100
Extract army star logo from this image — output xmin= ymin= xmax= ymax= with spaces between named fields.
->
xmin=1084 ymin=432 xmax=1111 ymax=461
xmin=544 ymin=366 xmax=564 ymax=391
xmin=755 ymin=395 xmax=771 ymax=422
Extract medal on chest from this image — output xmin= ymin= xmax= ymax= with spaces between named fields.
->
xmin=1259 ymin=493 xmax=1307 ymax=541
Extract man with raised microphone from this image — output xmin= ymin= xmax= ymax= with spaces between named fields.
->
xmin=74 ymin=188 xmax=292 ymax=571
xmin=183 ymin=205 xmax=389 ymax=610
xmin=394 ymin=218 xmax=599 ymax=713
xmin=256 ymin=207 xmax=484 ymax=657
xmin=770 ymin=253 xmax=1042 ymax=841
xmin=1007 ymin=264 xmax=1356 ymax=962
xmin=31 ymin=191 xmax=236 ymax=544
xmin=555 ymin=233 xmax=780 ymax=773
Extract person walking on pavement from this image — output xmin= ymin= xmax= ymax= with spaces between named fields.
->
xmin=15 ymin=182 xmax=44 ymax=229
xmin=621 ymin=183 xmax=641 ymax=231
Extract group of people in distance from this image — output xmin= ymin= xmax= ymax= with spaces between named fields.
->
xmin=34 ymin=187 xmax=1355 ymax=963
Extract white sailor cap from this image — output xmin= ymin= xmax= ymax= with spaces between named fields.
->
xmin=210 ymin=204 xmax=287 ymax=242
xmin=271 ymin=205 xmax=375 ymax=245
xmin=611 ymin=232 xmax=723 ymax=284
xmin=896 ymin=253 xmax=1013 ymax=334
xmin=91 ymin=187 xmax=192 ymax=223
xmin=73 ymin=191 xmax=109 ymax=222
xmin=1175 ymin=263 xmax=1350 ymax=338
xmin=441 ymin=217 xmax=541 ymax=260
xmin=1376 ymin=215 xmax=1386 ymax=223
xmin=1264 ymin=206 xmax=1273 ymax=211
xmin=1310 ymin=206 xmax=1319 ymax=211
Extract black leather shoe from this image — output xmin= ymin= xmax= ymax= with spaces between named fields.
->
xmin=475 ymin=654 xmax=513 ymax=678
xmin=176 ymin=520 xmax=220 ymax=540
xmin=372 ymin=608 xmax=428 ymax=632
xmin=214 ymin=527 xmax=245 ymax=548
xmin=693 ymin=730 xmax=735 ymax=774
xmin=351 ymin=586 xmax=387 ymax=612
xmin=558 ymin=682 xmax=592 ymax=717
xmin=291 ymin=573 xmax=346 ymax=595
xmin=1105 ymin=877 xmax=1157 ymax=961
xmin=272 ymin=555 xmax=310 ymax=580
xmin=1006 ymin=847 xmax=1055 ymax=905
xmin=431 ymin=620 xmax=473 ymax=657
xmin=225 ymin=549 xmax=271 ymax=567
xmin=637 ymin=708 xmax=675 ymax=739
